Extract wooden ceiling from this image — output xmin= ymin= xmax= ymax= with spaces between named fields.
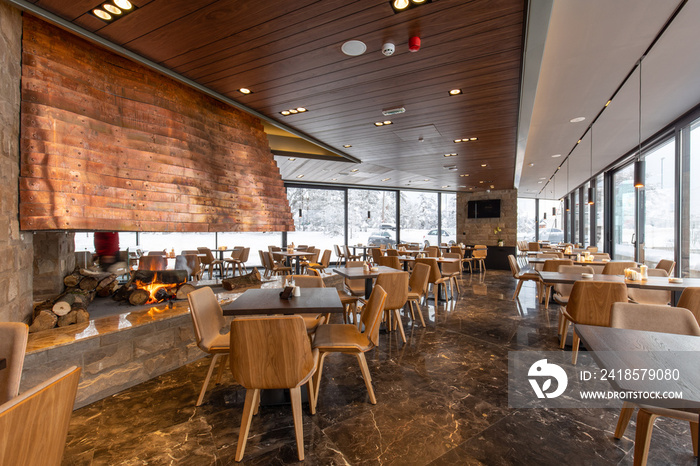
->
xmin=25 ymin=0 xmax=526 ymax=192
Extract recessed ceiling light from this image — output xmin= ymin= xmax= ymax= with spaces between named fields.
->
xmin=442 ymin=185 xmax=449 ymax=188
xmin=570 ymin=117 xmax=586 ymax=123
xmin=470 ymin=137 xmax=478 ymax=141
xmin=490 ymin=185 xmax=495 ymax=189
xmin=479 ymin=181 xmax=484 ymax=184
xmin=539 ymin=177 xmax=546 ymax=180
xmin=460 ymin=174 xmax=469 ymax=177
xmin=297 ymin=174 xmax=304 ymax=178
xmin=343 ymin=144 xmax=352 ymax=148
xmin=297 ymin=107 xmax=307 ymax=112
xmin=459 ymin=185 xmax=467 ymax=188
xmin=529 ymin=163 xmax=534 ymax=167
xmin=341 ymin=40 xmax=367 ymax=56
xmin=382 ymin=178 xmax=391 ymax=181
xmin=383 ymin=120 xmax=392 ymax=125
xmin=443 ymin=153 xmax=457 ymax=157
xmin=288 ymin=158 xmax=296 ymax=161
xmin=289 ymin=109 xmax=298 ymax=114
xmin=577 ymin=139 xmax=582 ymax=144
xmin=453 ymin=139 xmax=462 ymax=143
xmin=449 ymin=89 xmax=462 ymax=96
xmin=551 ymin=154 xmax=561 ymax=158
xmin=351 ymin=168 xmax=359 ymax=172
xmin=374 ymin=122 xmax=384 ymax=126
xmin=538 ymin=181 xmax=543 ymax=184
xmin=481 ymin=163 xmax=487 ymax=167
xmin=103 ymin=4 xmax=122 ymax=14
xmin=605 ymin=100 xmax=612 ymax=107
xmin=238 ymin=88 xmax=252 ymax=94
xmin=424 ymin=179 xmax=430 ymax=181
xmin=113 ymin=0 xmax=132 ymax=9
xmin=331 ymin=178 xmax=338 ymax=181
xmin=92 ymin=9 xmax=111 ymax=20
xmin=393 ymin=0 xmax=410 ymax=9
xmin=280 ymin=110 xmax=290 ymax=116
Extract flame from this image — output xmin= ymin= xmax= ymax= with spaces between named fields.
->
xmin=133 ymin=280 xmax=179 ymax=304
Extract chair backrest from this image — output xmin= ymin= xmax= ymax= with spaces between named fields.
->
xmin=0 ymin=323 xmax=28 ymax=404
xmin=377 ymin=256 xmax=401 ymax=270
xmin=386 ymin=249 xmax=399 ymax=257
xmin=258 ymin=250 xmax=268 ymax=271
xmin=175 ymin=254 xmax=201 ymax=278
xmin=566 ymin=280 xmax=628 ymax=326
xmin=442 ymin=253 xmax=462 ymax=273
xmin=375 ymin=272 xmax=409 ymax=310
xmin=586 ymin=246 xmax=598 ymax=252
xmin=147 ymin=250 xmax=166 ymax=256
xmin=138 ymin=255 xmax=167 ymax=271
xmin=472 ymin=245 xmax=487 ymax=259
xmin=542 ymin=259 xmax=574 ymax=273
xmin=627 ymin=268 xmax=670 ymax=305
xmin=288 ymin=275 xmax=324 ymax=288
xmin=296 ymin=245 xmax=308 ymax=250
xmin=266 ymin=251 xmax=280 ymax=266
xmin=554 ymin=265 xmax=595 ymax=297
xmin=528 ymin=242 xmax=540 ymax=252
xmin=360 ymin=285 xmax=388 ymax=347
xmin=592 ymin=252 xmax=611 ymax=260
xmin=305 ymin=248 xmax=320 ymax=264
xmin=655 ymin=259 xmax=676 ymax=275
xmin=343 ymin=245 xmax=353 ymax=258
xmin=319 ymin=249 xmax=331 ymax=267
xmin=345 ymin=261 xmax=365 ymax=293
xmin=450 ymin=245 xmax=462 ymax=255
xmin=229 ymin=248 xmax=244 ymax=260
xmin=371 ymin=248 xmax=384 ymax=263
xmin=601 ymin=261 xmax=637 ymax=275
xmin=676 ymin=287 xmax=700 ymax=325
xmin=307 ymin=268 xmax=321 ymax=277
xmin=610 ymin=303 xmax=700 ymax=336
xmin=333 ymin=244 xmax=342 ymax=258
xmin=408 ymin=263 xmax=431 ymax=297
xmin=0 ymin=366 xmax=80 ymax=466
xmin=230 ymin=316 xmax=314 ymax=389
xmin=239 ymin=247 xmax=250 ymax=263
xmin=197 ymin=247 xmax=215 ymax=264
xmin=507 ymin=255 xmax=520 ymax=278
xmin=187 ymin=287 xmax=227 ymax=352
xmin=426 ymin=246 xmax=440 ymax=258
xmin=181 ymin=249 xmax=199 ymax=255
xmin=414 ymin=257 xmax=441 ymax=284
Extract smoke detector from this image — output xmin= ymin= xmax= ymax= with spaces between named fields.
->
xmin=382 ymin=107 xmax=405 ymax=116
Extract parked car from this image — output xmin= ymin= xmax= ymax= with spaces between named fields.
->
xmin=422 ymin=229 xmax=454 ymax=246
xmin=367 ymin=230 xmax=396 ymax=248
xmin=539 ymin=228 xmax=564 ymax=243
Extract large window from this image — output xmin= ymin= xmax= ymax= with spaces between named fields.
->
xmin=400 ymin=191 xmax=438 ymax=245
xmin=582 ymin=187 xmax=590 ymax=246
xmin=441 ymin=193 xmax=457 ymax=245
xmin=348 ymin=189 xmax=397 ymax=247
xmin=595 ymin=174 xmax=605 ymax=249
xmin=539 ymin=199 xmax=563 ymax=243
xmin=74 ymin=232 xmax=138 ymax=253
xmin=517 ymin=198 xmax=536 ymax=242
xmin=613 ymin=164 xmax=636 ymax=260
xmin=287 ymin=187 xmax=345 ymax=261
xmin=642 ymin=139 xmax=675 ymax=267
xmin=217 ymin=232 xmax=282 ymax=267
xmin=572 ymin=190 xmax=579 ymax=245
xmin=689 ymin=120 xmax=700 ymax=276
xmin=138 ymin=232 xmax=216 ymax=255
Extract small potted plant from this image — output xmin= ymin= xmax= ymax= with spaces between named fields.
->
xmin=493 ymin=226 xmax=503 ymax=247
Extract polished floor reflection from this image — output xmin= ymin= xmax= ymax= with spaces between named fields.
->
xmin=62 ymin=270 xmax=697 ymax=465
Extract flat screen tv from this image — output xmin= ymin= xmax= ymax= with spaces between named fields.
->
xmin=467 ymin=199 xmax=501 ymax=218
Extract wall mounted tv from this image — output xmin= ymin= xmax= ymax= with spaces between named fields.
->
xmin=467 ymin=199 xmax=501 ymax=218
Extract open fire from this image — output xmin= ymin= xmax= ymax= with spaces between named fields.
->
xmin=115 ymin=270 xmax=194 ymax=306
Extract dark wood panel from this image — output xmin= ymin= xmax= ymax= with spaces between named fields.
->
xmin=20 ymin=16 xmax=294 ymax=233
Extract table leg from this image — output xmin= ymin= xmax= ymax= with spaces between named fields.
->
xmin=364 ymin=277 xmax=373 ymax=299
xmin=294 ymin=258 xmax=301 ymax=275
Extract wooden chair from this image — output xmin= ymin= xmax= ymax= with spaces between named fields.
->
xmin=414 ymin=257 xmax=450 ymax=303
xmin=552 ymin=265 xmax=594 ymax=335
xmin=229 ymin=316 xmax=318 ymax=462
xmin=343 ymin=261 xmax=366 ymax=298
xmin=266 ymin=251 xmax=292 ymax=276
xmin=609 ymin=303 xmax=700 ymax=464
xmin=628 ymin=268 xmax=671 ymax=305
xmin=224 ymin=247 xmax=249 ymax=277
xmin=472 ymin=245 xmax=488 ymax=271
xmin=591 ymin=252 xmax=611 ymax=260
xmin=299 ymin=248 xmax=320 ymax=274
xmin=386 ymin=248 xmax=399 ymax=257
xmin=137 ymin=255 xmax=167 ymax=271
xmin=442 ymin=253 xmax=462 ymax=296
xmin=307 ymin=249 xmax=331 ymax=273
xmin=258 ymin=250 xmax=271 ymax=278
xmin=601 ymin=261 xmax=637 ymax=275
xmin=175 ymin=254 xmax=203 ymax=281
xmin=377 ymin=255 xmax=401 ymax=270
xmin=375 ymin=272 xmax=409 ymax=344
xmin=146 ymin=250 xmax=166 ymax=256
xmin=312 ymin=285 xmax=387 ymax=410
xmin=343 ymin=245 xmax=361 ymax=262
xmin=407 ymin=263 xmax=430 ymax=327
xmin=655 ymin=259 xmax=676 ymax=275
xmin=425 ymin=246 xmax=440 ymax=258
xmin=371 ymin=247 xmax=384 ymax=263
xmin=187 ymin=287 xmax=230 ymax=406
xmin=197 ymin=247 xmax=224 ymax=279
xmin=586 ymin=246 xmax=598 ymax=253
xmin=677 ymin=287 xmax=700 ymax=325
xmin=284 ymin=275 xmax=328 ymax=331
xmin=333 ymin=244 xmax=346 ymax=265
xmin=508 ymin=255 xmax=540 ymax=301
xmin=528 ymin=241 xmax=540 ymax=252
xmin=0 ymin=323 xmax=28 ymax=404
xmin=0 ymin=366 xmax=80 ymax=466
xmin=540 ymin=259 xmax=574 ymax=307
xmin=559 ymin=280 xmax=628 ymax=364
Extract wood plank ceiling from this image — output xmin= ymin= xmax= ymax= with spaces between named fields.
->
xmin=26 ymin=0 xmax=526 ymax=192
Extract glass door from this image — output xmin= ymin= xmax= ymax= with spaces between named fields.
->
xmin=612 ymin=164 xmax=636 ymax=260
xmin=641 ymin=139 xmax=675 ymax=267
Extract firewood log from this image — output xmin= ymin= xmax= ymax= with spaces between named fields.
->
xmin=175 ymin=284 xmax=196 ymax=300
xmin=52 ymin=294 xmax=75 ymax=316
xmin=63 ymin=272 xmax=81 ymax=287
xmin=79 ymin=276 xmax=99 ymax=291
xmin=128 ymin=289 xmax=150 ymax=306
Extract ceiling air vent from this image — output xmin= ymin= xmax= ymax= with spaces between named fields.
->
xmin=382 ymin=107 xmax=405 ymax=116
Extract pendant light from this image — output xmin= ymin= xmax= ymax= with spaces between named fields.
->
xmin=565 ymin=159 xmax=570 ymax=211
xmin=587 ymin=125 xmax=596 ymax=205
xmin=552 ymin=175 xmax=557 ymax=216
xmin=634 ymin=59 xmax=645 ymax=188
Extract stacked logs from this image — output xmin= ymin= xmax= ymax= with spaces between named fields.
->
xmin=29 ymin=269 xmax=119 ymax=333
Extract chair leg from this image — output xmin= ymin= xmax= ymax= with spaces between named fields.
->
xmin=196 ymin=353 xmax=223 ymax=406
xmin=415 ymin=300 xmax=426 ymax=327
xmin=214 ymin=354 xmax=228 ymax=384
xmin=393 ymin=308 xmax=406 ymax=343
xmin=235 ymin=388 xmax=259 ymax=462
xmin=313 ymin=352 xmax=328 ymax=411
xmin=614 ymin=402 xmax=635 ymax=439
xmin=289 ymin=387 xmax=305 ymax=461
xmin=513 ymin=279 xmax=524 ymax=300
xmin=690 ymin=420 xmax=698 ymax=456
xmin=560 ymin=319 xmax=570 ymax=349
xmin=306 ymin=379 xmax=316 ymax=415
xmin=355 ymin=352 xmax=377 ymax=404
xmin=571 ymin=331 xmax=580 ymax=365
xmin=633 ymin=409 xmax=658 ymax=466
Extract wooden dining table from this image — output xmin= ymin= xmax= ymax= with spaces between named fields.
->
xmin=575 ymin=324 xmax=700 ymax=465
xmin=222 ymin=288 xmax=343 ymax=316
xmin=332 ymin=265 xmax=398 ymax=298
xmin=274 ymin=250 xmax=316 ymax=274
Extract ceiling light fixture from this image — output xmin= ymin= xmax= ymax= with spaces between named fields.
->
xmin=375 ymin=121 xmax=392 ymax=126
xmin=383 ymin=120 xmax=392 ymax=125
xmin=448 ymin=89 xmax=462 ymax=96
xmin=442 ymin=185 xmax=449 ymax=188
xmin=570 ymin=117 xmax=586 ymax=123
xmin=605 ymin=100 xmax=612 ymax=107
xmin=375 ymin=122 xmax=384 ymax=126
xmin=288 ymin=158 xmax=296 ymax=161
xmin=390 ymin=0 xmax=432 ymax=14
xmin=588 ymin=125 xmax=595 ymax=205
xmin=351 ymin=168 xmax=359 ymax=172
xmin=634 ymin=59 xmax=645 ymax=189
xmin=280 ymin=110 xmax=290 ymax=116
xmin=460 ymin=174 xmax=469 ymax=177
xmin=443 ymin=153 xmax=457 ymax=157
xmin=91 ymin=1 xmax=136 ymax=22
xmin=341 ymin=40 xmax=367 ymax=56
xmin=382 ymin=178 xmax=391 ymax=181
xmin=343 ymin=144 xmax=352 ymax=148
xmin=551 ymin=154 xmax=561 ymax=158
xmin=237 ymin=88 xmax=252 ymax=95
xmin=296 ymin=174 xmax=304 ymax=179
xmin=297 ymin=107 xmax=307 ymax=112
xmin=481 ymin=163 xmax=487 ymax=167
xmin=280 ymin=107 xmax=308 ymax=116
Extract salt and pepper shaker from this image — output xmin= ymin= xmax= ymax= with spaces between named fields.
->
xmin=640 ymin=264 xmax=648 ymax=280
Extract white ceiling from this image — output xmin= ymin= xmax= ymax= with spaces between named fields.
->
xmin=519 ymin=0 xmax=700 ymax=199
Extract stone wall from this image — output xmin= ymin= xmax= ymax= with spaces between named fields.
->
xmin=32 ymin=231 xmax=76 ymax=301
xmin=0 ymin=2 xmax=33 ymax=323
xmin=21 ymin=313 xmax=203 ymax=408
xmin=456 ymin=189 xmax=517 ymax=246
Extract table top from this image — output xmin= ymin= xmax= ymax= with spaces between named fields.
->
xmin=538 ymin=272 xmax=700 ymax=291
xmin=528 ymin=257 xmax=610 ymax=265
xmin=332 ymin=265 xmax=401 ymax=279
xmin=222 ymin=288 xmax=343 ymax=316
xmin=575 ymin=325 xmax=700 ymax=410
xmin=275 ymin=251 xmax=316 ymax=258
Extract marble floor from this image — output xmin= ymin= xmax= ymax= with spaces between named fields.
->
xmin=62 ymin=270 xmax=697 ymax=465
